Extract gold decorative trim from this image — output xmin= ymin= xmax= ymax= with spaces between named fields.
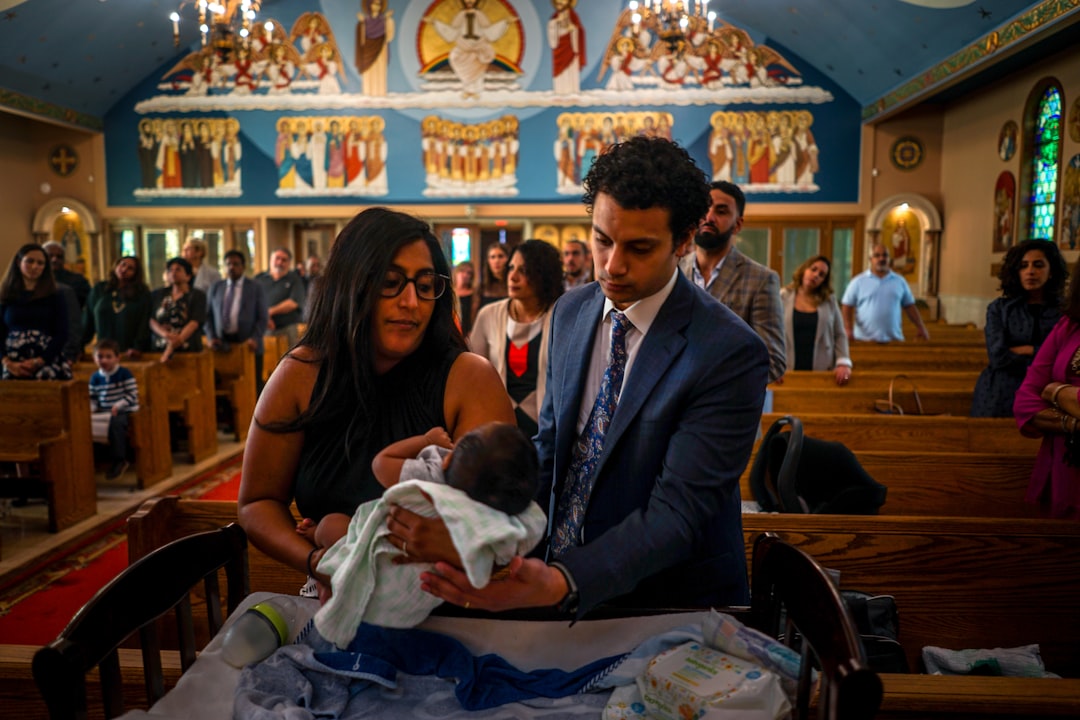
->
xmin=0 ymin=88 xmax=102 ymax=132
xmin=863 ymin=0 xmax=1080 ymax=122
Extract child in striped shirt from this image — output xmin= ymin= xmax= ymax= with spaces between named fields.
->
xmin=89 ymin=339 xmax=139 ymax=479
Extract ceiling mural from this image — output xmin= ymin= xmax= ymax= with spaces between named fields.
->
xmin=105 ymin=0 xmax=865 ymax=207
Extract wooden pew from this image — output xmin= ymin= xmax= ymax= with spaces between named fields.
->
xmin=143 ymin=352 xmax=218 ymax=463
xmin=261 ymin=333 xmax=291 ymax=384
xmin=740 ymin=450 xmax=1040 ymax=518
xmin=773 ymin=370 xmax=979 ymax=390
xmin=769 ymin=386 xmax=973 ymax=416
xmin=849 ymin=344 xmax=988 ymax=372
xmin=73 ymin=360 xmax=172 ymax=488
xmin=0 ymin=380 xmax=95 ymax=532
xmin=211 ymin=343 xmax=256 ymax=442
xmin=760 ymin=413 xmax=1040 ymax=454
xmin=740 ymin=514 xmax=1080 ymax=678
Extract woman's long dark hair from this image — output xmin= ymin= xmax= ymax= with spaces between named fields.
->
xmin=266 ymin=207 xmax=465 ymax=442
xmin=999 ymin=239 xmax=1067 ymax=305
xmin=0 ymin=244 xmax=55 ymax=303
xmin=512 ymin=239 xmax=565 ymax=310
xmin=105 ymin=255 xmax=151 ymax=300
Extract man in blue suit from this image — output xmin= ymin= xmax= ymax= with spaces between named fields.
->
xmin=418 ymin=136 xmax=769 ymax=617
xmin=205 ymin=250 xmax=269 ymax=392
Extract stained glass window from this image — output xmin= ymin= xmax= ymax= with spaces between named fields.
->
xmin=1028 ymin=86 xmax=1061 ymax=240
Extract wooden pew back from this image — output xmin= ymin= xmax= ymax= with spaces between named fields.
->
xmin=741 ymin=514 xmax=1080 ymax=678
xmin=760 ymin=413 xmax=1039 ymax=454
xmin=740 ymin=450 xmax=1039 ymax=518
xmin=0 ymin=380 xmax=96 ymax=531
xmin=769 ymin=387 xmax=973 ymax=416
xmin=773 ymin=370 xmax=978 ymax=390
xmin=142 ymin=352 xmax=218 ymax=463
xmin=128 ymin=499 xmax=1080 ymax=677
xmin=849 ymin=345 xmax=987 ymax=372
xmin=211 ymin=344 xmax=256 ymax=442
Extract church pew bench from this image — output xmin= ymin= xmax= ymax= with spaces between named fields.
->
xmin=876 ymin=674 xmax=1080 ymax=719
xmin=73 ymin=360 xmax=172 ymax=488
xmin=740 ymin=450 xmax=1040 ymax=518
xmin=848 ymin=344 xmax=988 ymax=372
xmin=769 ymin=387 xmax=974 ymax=416
xmin=128 ymin=499 xmax=1080 ymax=675
xmin=772 ymin=370 xmax=979 ymax=390
xmin=260 ymin=333 xmax=291 ymax=385
xmin=741 ymin=513 xmax=1080 ymax=677
xmin=143 ymin=351 xmax=218 ymax=464
xmin=0 ymin=380 xmax=96 ymax=532
xmin=211 ymin=343 xmax=256 ymax=442
xmin=759 ymin=413 xmax=1039 ymax=454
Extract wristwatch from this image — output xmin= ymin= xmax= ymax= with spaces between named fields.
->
xmin=549 ymin=561 xmax=580 ymax=615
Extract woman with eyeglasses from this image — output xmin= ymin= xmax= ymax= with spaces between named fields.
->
xmin=238 ymin=207 xmax=514 ymax=601
xmin=469 ymin=239 xmax=564 ymax=437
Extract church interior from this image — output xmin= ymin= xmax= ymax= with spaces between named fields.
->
xmin=1 ymin=0 xmax=1080 ymax=717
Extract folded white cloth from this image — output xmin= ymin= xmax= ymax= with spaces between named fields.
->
xmin=922 ymin=644 xmax=1060 ymax=678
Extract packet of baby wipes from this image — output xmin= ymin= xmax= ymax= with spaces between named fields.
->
xmin=636 ymin=641 xmax=791 ymax=720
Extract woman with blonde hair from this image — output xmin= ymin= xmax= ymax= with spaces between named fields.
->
xmin=778 ymin=255 xmax=851 ymax=385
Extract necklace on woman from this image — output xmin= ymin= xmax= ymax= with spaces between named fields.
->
xmin=111 ymin=291 xmax=126 ymax=314
xmin=510 ymin=300 xmax=542 ymax=324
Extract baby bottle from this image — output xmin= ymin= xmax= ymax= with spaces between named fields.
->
xmin=221 ymin=595 xmax=300 ymax=668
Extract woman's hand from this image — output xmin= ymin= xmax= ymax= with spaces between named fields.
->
xmin=424 ymin=426 xmax=453 ymax=449
xmin=386 ymin=504 xmax=461 ymax=567
xmin=834 ymin=365 xmax=852 ymax=386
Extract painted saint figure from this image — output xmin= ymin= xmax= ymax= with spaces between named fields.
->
xmin=356 ymin=0 xmax=395 ymax=97
xmin=547 ymin=0 xmax=585 ymax=95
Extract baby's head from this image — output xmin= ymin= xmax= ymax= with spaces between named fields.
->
xmin=446 ymin=422 xmax=538 ymax=515
xmin=93 ymin=339 xmax=121 ymax=373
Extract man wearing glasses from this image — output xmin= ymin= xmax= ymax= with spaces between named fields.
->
xmin=842 ymin=243 xmax=930 ymax=342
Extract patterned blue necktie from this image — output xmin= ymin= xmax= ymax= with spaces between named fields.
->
xmin=550 ymin=309 xmax=632 ymax=557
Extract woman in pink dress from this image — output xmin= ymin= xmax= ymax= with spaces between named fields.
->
xmin=1014 ymin=258 xmax=1080 ymax=518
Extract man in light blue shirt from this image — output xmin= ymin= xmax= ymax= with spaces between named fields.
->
xmin=841 ymin=243 xmax=930 ymax=342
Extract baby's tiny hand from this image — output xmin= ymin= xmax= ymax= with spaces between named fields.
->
xmin=296 ymin=518 xmax=316 ymax=541
xmin=425 ymin=427 xmax=453 ymax=448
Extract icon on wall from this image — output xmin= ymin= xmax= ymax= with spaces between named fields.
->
xmin=890 ymin=136 xmax=923 ymax=171
xmin=993 ymin=171 xmax=1016 ymax=253
xmin=49 ymin=145 xmax=78 ymax=177
xmin=998 ymin=120 xmax=1018 ymax=162
xmin=1061 ymin=155 xmax=1080 ymax=251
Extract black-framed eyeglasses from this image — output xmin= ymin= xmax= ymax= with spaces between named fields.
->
xmin=381 ymin=270 xmax=449 ymax=300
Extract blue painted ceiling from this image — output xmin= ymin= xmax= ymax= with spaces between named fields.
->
xmin=0 ymin=0 xmax=1066 ymax=124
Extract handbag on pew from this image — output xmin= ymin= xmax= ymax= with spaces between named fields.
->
xmin=873 ymin=373 xmax=924 ymax=415
xmin=748 ymin=415 xmax=887 ymax=514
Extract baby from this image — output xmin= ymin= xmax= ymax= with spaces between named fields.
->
xmin=300 ymin=421 xmax=547 ymax=645
xmin=299 ymin=421 xmax=538 ymax=553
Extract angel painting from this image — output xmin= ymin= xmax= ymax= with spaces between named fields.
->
xmin=356 ymin=0 xmax=395 ymax=97
xmin=292 ymin=12 xmax=331 ymax=55
xmin=304 ymin=42 xmax=343 ymax=94
xmin=264 ymin=42 xmax=302 ymax=94
xmin=218 ymin=44 xmax=263 ymax=95
xmin=162 ymin=47 xmax=220 ymax=96
xmin=600 ymin=36 xmax=648 ymax=91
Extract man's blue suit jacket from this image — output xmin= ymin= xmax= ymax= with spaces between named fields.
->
xmin=204 ymin=277 xmax=269 ymax=355
xmin=536 ymin=271 xmax=768 ymax=616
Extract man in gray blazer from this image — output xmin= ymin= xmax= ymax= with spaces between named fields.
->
xmin=205 ymin=250 xmax=269 ymax=391
xmin=679 ymin=181 xmax=786 ymax=382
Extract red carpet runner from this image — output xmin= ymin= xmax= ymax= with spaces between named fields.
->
xmin=0 ymin=456 xmax=242 ymax=646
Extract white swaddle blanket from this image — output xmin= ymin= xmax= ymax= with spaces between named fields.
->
xmin=314 ymin=479 xmax=547 ymax=648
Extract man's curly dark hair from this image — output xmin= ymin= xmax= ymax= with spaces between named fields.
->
xmin=999 ymin=238 xmax=1067 ymax=304
xmin=581 ymin=135 xmax=710 ymax=246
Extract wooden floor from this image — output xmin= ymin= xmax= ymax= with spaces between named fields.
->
xmin=0 ymin=432 xmax=244 ymax=588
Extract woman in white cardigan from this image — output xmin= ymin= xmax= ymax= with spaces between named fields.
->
xmin=778 ymin=255 xmax=853 ymax=385
xmin=469 ymin=239 xmax=565 ymax=436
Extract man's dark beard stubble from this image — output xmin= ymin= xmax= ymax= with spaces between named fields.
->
xmin=694 ymin=225 xmax=735 ymax=252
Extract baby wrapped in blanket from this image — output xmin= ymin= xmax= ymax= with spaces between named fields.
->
xmin=305 ymin=422 xmax=547 ymax=648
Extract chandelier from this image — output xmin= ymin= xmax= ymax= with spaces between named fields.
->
xmin=628 ymin=0 xmax=716 ymax=50
xmin=169 ymin=0 xmax=263 ymax=61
